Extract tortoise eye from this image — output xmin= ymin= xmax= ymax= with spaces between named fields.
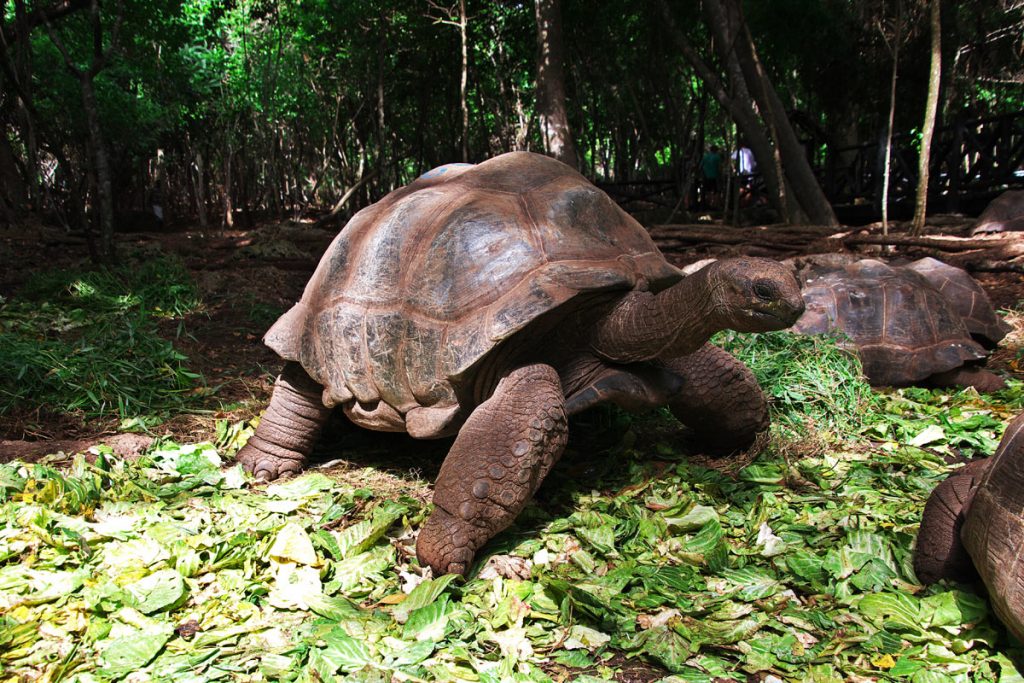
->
xmin=753 ymin=281 xmax=775 ymax=300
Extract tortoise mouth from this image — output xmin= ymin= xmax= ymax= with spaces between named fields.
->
xmin=748 ymin=301 xmax=805 ymax=329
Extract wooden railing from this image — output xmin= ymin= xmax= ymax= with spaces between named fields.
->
xmin=820 ymin=111 xmax=1024 ymax=210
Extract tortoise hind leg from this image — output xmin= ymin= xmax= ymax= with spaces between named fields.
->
xmin=237 ymin=362 xmax=333 ymax=481
xmin=661 ymin=344 xmax=768 ymax=454
xmin=913 ymin=459 xmax=990 ymax=584
xmin=417 ymin=364 xmax=568 ymax=576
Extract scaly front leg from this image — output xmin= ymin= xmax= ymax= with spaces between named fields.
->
xmin=661 ymin=344 xmax=768 ymax=453
xmin=237 ymin=362 xmax=333 ymax=480
xmin=417 ymin=364 xmax=568 ymax=576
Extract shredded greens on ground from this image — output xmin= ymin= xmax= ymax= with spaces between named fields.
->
xmin=1 ymin=333 xmax=1023 ymax=681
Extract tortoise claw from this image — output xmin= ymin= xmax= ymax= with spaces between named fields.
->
xmin=416 ymin=507 xmax=477 ymax=576
xmin=238 ymin=443 xmax=305 ymax=483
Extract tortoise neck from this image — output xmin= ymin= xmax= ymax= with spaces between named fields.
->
xmin=589 ymin=266 xmax=723 ymax=363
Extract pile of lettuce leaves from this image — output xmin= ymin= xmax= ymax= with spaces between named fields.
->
xmin=1 ymin=332 xmax=1023 ymax=682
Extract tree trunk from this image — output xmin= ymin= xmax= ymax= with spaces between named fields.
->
xmin=80 ymin=74 xmax=115 ymax=260
xmin=534 ymin=0 xmax=577 ymax=168
xmin=911 ymin=0 xmax=941 ymax=236
xmin=43 ymin=0 xmax=120 ymax=261
xmin=657 ymin=0 xmax=790 ymax=222
xmin=0 ymin=132 xmax=27 ymax=216
xmin=459 ymin=0 xmax=469 ymax=162
xmin=11 ymin=0 xmax=39 ymax=205
xmin=223 ymin=141 xmax=234 ymax=228
xmin=704 ymin=0 xmax=837 ymax=226
xmin=193 ymin=147 xmax=208 ymax=229
xmin=881 ymin=6 xmax=902 ymax=236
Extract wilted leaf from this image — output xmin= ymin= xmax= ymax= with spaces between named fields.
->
xmin=392 ymin=573 xmax=459 ymax=624
xmin=320 ymin=627 xmax=375 ymax=672
xmin=267 ymin=563 xmax=322 ymax=610
xmin=269 ymin=522 xmax=318 ymax=565
xmin=403 ymin=595 xmax=455 ymax=641
xmin=909 ymin=424 xmax=946 ymax=447
xmin=125 ymin=569 xmax=187 ymax=614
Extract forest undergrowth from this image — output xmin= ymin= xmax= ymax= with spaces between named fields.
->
xmin=2 ymin=319 xmax=1024 ymax=681
xmin=0 ymin=255 xmax=207 ymax=424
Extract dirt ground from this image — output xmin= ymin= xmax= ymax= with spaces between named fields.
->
xmin=2 ymin=213 xmax=1024 ymax=458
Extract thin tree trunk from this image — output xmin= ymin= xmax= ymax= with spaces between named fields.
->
xmin=706 ymin=0 xmax=837 ymax=226
xmin=881 ymin=6 xmax=902 ymax=236
xmin=10 ymin=0 xmax=39 ymax=204
xmin=911 ymin=0 xmax=941 ymax=235
xmin=223 ymin=140 xmax=234 ymax=228
xmin=658 ymin=0 xmax=789 ymax=222
xmin=81 ymin=78 xmax=115 ymax=258
xmin=534 ymin=0 xmax=578 ymax=168
xmin=459 ymin=0 xmax=469 ymax=162
xmin=0 ymin=132 xmax=27 ymax=214
xmin=193 ymin=147 xmax=208 ymax=229
xmin=43 ymin=0 xmax=120 ymax=261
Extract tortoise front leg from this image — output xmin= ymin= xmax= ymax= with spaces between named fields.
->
xmin=928 ymin=366 xmax=1006 ymax=393
xmin=661 ymin=344 xmax=768 ymax=453
xmin=913 ymin=458 xmax=989 ymax=584
xmin=563 ymin=362 xmax=684 ymax=416
xmin=237 ymin=362 xmax=332 ymax=481
xmin=417 ymin=364 xmax=568 ymax=576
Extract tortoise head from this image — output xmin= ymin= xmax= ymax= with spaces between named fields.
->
xmin=707 ymin=257 xmax=805 ymax=332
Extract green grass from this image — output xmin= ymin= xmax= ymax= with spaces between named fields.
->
xmin=718 ymin=330 xmax=873 ymax=439
xmin=0 ymin=256 xmax=206 ymax=421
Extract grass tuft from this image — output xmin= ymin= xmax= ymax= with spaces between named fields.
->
xmin=717 ymin=330 xmax=873 ymax=439
xmin=0 ymin=256 xmax=206 ymax=420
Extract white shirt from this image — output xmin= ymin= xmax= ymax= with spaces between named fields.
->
xmin=732 ymin=147 xmax=756 ymax=175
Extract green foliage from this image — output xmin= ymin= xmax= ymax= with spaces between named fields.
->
xmin=1 ymin=372 xmax=1023 ymax=680
xmin=718 ymin=331 xmax=873 ymax=438
xmin=0 ymin=256 xmax=205 ymax=420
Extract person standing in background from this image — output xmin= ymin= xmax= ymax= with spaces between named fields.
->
xmin=698 ymin=145 xmax=723 ymax=209
xmin=732 ymin=140 xmax=758 ymax=206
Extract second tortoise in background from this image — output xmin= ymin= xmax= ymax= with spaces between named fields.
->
xmin=790 ymin=257 xmax=1008 ymax=391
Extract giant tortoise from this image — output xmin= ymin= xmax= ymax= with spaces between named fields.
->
xmin=914 ymin=411 xmax=1024 ymax=642
xmin=237 ymin=152 xmax=805 ymax=575
xmin=791 ymin=258 xmax=1005 ymax=391
xmin=971 ymin=190 xmax=1024 ymax=236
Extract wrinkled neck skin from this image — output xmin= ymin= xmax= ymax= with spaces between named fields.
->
xmin=589 ymin=265 xmax=725 ymax=363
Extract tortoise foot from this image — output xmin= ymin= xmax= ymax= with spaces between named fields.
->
xmin=662 ymin=344 xmax=768 ymax=455
xmin=236 ymin=362 xmax=330 ymax=482
xmin=417 ymin=506 xmax=478 ymax=576
xmin=418 ymin=364 xmax=568 ymax=576
xmin=913 ymin=459 xmax=989 ymax=584
xmin=564 ymin=362 xmax=684 ymax=416
xmin=930 ymin=366 xmax=1006 ymax=393
xmin=237 ymin=442 xmax=306 ymax=481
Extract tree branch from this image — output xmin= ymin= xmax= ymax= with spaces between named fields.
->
xmin=1 ymin=0 xmax=89 ymax=47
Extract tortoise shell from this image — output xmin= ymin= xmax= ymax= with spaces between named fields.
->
xmin=904 ymin=257 xmax=1010 ymax=348
xmin=971 ymin=190 xmax=1024 ymax=236
xmin=264 ymin=152 xmax=682 ymax=436
xmin=792 ymin=259 xmax=987 ymax=386
xmin=961 ymin=411 xmax=1024 ymax=641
